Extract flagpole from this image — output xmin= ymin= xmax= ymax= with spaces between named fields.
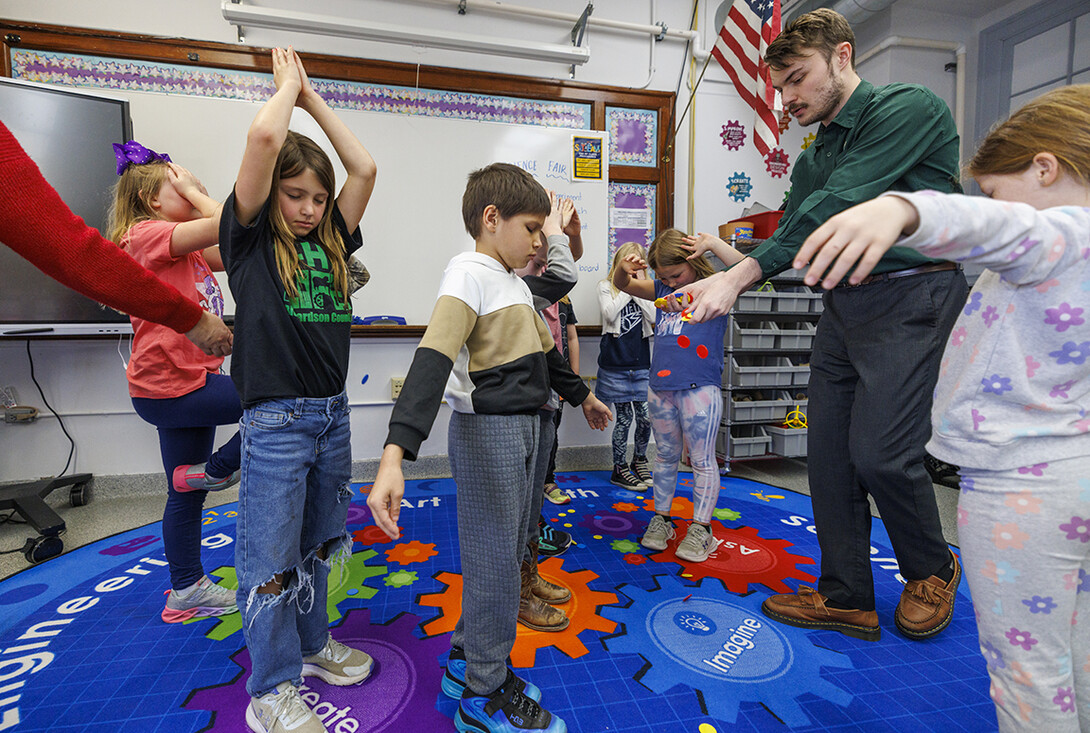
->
xmin=672 ymin=49 xmax=716 ymax=141
xmin=661 ymin=41 xmax=714 ymax=212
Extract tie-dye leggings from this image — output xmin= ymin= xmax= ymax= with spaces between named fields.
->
xmin=648 ymin=384 xmax=722 ymax=524
xmin=957 ymin=455 xmax=1090 ymax=732
xmin=611 ymin=401 xmax=651 ymax=467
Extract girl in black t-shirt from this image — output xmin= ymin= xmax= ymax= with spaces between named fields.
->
xmin=218 ymin=47 xmax=378 ymax=733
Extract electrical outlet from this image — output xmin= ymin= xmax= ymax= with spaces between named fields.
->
xmin=391 ymin=377 xmax=405 ymax=400
xmin=5 ymin=406 xmax=38 ymax=423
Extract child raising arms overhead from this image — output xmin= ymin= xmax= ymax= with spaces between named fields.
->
xmin=108 ymin=144 xmax=242 ymax=623
xmin=219 ymin=48 xmax=377 ymax=733
xmin=794 ymin=84 xmax=1090 ymax=732
xmin=614 ymin=229 xmax=743 ymax=563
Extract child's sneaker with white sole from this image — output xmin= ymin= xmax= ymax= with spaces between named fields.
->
xmin=161 ymin=575 xmax=237 ymax=623
xmin=302 ymin=635 xmax=373 ymax=685
xmin=246 ymin=681 xmax=325 ymax=733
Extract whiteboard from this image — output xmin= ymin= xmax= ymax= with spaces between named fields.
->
xmin=115 ymin=90 xmax=609 ymax=325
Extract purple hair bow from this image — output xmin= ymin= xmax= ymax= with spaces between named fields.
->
xmin=113 ymin=141 xmax=171 ymax=175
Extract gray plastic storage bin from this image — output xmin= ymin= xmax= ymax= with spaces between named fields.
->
xmin=726 ymin=391 xmax=793 ymax=422
xmin=769 ymin=292 xmax=811 ymax=313
xmin=776 ymin=321 xmax=816 ymax=349
xmin=791 ymin=358 xmax=811 ymax=386
xmin=716 ymin=425 xmax=771 ymax=458
xmin=735 ymin=291 xmax=773 ymax=311
xmin=727 ymin=356 xmax=802 ymax=388
xmin=766 ymin=425 xmax=807 ymax=457
xmin=731 ymin=320 xmax=777 ymax=349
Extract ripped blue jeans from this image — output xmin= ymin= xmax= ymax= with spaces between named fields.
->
xmin=235 ymin=392 xmax=353 ymax=698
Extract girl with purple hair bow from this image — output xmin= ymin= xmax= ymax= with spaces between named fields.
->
xmin=106 ymin=141 xmax=243 ymax=625
xmin=112 ymin=139 xmax=171 ymax=175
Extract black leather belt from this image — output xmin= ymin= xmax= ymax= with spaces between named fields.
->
xmin=837 ymin=261 xmax=960 ymax=288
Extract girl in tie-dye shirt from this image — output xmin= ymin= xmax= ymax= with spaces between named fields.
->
xmin=794 ymin=84 xmax=1090 ymax=733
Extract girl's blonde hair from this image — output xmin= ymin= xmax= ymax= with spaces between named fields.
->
xmin=106 ymin=161 xmax=170 ymax=243
xmin=647 ymin=228 xmax=715 ymax=281
xmin=270 ymin=131 xmax=350 ymax=303
xmin=606 ymin=241 xmax=647 ymax=293
xmin=968 ymin=84 xmax=1090 ymax=186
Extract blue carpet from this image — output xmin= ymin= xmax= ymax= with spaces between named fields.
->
xmin=0 ymin=471 xmax=995 ymax=732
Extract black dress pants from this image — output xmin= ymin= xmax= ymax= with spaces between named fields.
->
xmin=806 ymin=268 xmax=968 ymax=610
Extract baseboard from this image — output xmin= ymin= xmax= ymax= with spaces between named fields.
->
xmin=23 ymin=444 xmax=626 ymax=501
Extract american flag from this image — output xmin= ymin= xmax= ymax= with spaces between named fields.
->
xmin=711 ymin=0 xmax=782 ymax=157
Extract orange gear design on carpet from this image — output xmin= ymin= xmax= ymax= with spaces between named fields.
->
xmin=418 ymin=557 xmax=618 ymax=668
xmin=385 ymin=540 xmax=438 ymax=565
xmin=641 ymin=495 xmax=694 ymax=519
xmin=650 ymin=521 xmax=816 ymax=594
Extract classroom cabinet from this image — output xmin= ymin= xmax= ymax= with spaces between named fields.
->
xmin=717 ymin=269 xmax=822 ymax=472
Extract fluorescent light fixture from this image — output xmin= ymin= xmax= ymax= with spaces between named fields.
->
xmin=221 ymin=1 xmax=590 ymax=65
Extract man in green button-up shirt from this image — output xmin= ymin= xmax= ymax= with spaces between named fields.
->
xmin=678 ymin=9 xmax=969 ymax=643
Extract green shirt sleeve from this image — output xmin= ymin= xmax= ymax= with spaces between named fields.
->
xmin=750 ymin=82 xmax=961 ymax=277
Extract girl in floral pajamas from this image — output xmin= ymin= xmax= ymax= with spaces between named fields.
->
xmin=794 ymin=84 xmax=1090 ymax=732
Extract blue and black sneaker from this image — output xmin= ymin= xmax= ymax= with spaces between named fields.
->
xmin=442 ymin=646 xmax=541 ymax=701
xmin=456 ymin=669 xmax=566 ymax=733
xmin=537 ymin=517 xmax=572 ymax=558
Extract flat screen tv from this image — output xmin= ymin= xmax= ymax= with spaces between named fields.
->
xmin=0 ymin=78 xmax=134 ymax=337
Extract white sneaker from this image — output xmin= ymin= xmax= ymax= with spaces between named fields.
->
xmin=640 ymin=514 xmax=676 ymax=551
xmin=675 ymin=522 xmax=718 ymax=563
xmin=246 ymin=682 xmax=326 ymax=733
xmin=162 ymin=575 xmax=237 ymax=623
xmin=302 ymin=635 xmax=373 ymax=685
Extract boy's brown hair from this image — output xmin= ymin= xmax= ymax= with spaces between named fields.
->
xmin=764 ymin=8 xmax=856 ymax=71
xmin=968 ymin=84 xmax=1090 ymax=186
xmin=462 ymin=162 xmax=550 ymax=239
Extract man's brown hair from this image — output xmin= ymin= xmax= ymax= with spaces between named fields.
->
xmin=764 ymin=8 xmax=856 ymax=71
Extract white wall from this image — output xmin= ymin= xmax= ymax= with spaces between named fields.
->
xmin=8 ymin=0 xmax=1040 ymax=482
xmin=849 ymin=0 xmax=1041 ymax=158
xmin=0 ymin=1 xmax=708 ymax=481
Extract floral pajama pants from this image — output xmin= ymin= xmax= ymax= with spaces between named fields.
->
xmin=958 ymin=455 xmax=1090 ymax=732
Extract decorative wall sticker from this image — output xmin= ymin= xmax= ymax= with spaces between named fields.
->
xmin=720 ymin=120 xmax=746 ymax=151
xmin=727 ymin=172 xmax=753 ymax=203
xmin=764 ymin=147 xmax=790 ymax=178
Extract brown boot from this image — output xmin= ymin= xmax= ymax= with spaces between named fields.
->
xmin=526 ymin=541 xmax=571 ymax=605
xmin=518 ymin=558 xmax=569 ymax=632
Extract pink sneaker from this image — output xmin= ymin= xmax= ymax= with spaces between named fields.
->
xmin=172 ymin=463 xmax=240 ymax=493
xmin=161 ymin=575 xmax=237 ymax=623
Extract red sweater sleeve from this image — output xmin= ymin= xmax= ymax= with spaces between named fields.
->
xmin=0 ymin=121 xmax=203 ymax=334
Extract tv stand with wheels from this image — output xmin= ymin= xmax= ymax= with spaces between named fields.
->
xmin=0 ymin=473 xmax=92 ymax=563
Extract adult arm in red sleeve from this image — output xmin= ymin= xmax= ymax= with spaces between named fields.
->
xmin=0 ymin=121 xmax=231 ymax=356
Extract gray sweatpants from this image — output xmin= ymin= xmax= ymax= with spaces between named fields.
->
xmin=448 ymin=411 xmax=539 ymax=694
xmin=525 ymin=408 xmax=557 ymax=554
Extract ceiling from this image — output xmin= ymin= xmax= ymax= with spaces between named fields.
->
xmin=782 ymin=0 xmax=1010 ymax=21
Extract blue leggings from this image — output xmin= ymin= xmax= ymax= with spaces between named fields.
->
xmin=131 ymin=373 xmax=242 ymax=590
